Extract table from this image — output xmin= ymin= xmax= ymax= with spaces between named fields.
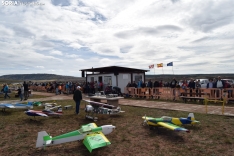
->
xmin=180 ymin=96 xmax=205 ymax=103
xmin=180 ymin=92 xmax=210 ymax=97
xmin=86 ymin=96 xmax=124 ymax=107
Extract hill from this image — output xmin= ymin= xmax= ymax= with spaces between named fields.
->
xmin=0 ymin=74 xmax=85 ymax=82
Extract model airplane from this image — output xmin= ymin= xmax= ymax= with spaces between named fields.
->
xmin=0 ymin=102 xmax=33 ymax=111
xmin=33 ymin=101 xmax=42 ymax=106
xmin=36 ymin=123 xmax=116 ymax=153
xmin=84 ymin=100 xmax=125 ymax=121
xmin=25 ymin=107 xmax=62 ymax=118
xmin=142 ymin=113 xmax=199 ymax=132
xmin=43 ymin=103 xmax=61 ymax=110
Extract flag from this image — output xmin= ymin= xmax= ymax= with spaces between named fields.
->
xmin=167 ymin=62 xmax=173 ymax=66
xmin=157 ymin=63 xmax=163 ymax=68
xmin=149 ymin=64 xmax=154 ymax=69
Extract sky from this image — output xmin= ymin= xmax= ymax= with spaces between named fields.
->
xmin=0 ymin=0 xmax=234 ymax=77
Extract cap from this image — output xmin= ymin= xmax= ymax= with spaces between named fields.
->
xmin=77 ymin=86 xmax=81 ymax=89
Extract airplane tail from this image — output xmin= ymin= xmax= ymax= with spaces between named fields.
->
xmin=26 ymin=102 xmax=34 ymax=109
xmin=57 ymin=107 xmax=62 ymax=114
xmin=27 ymin=102 xmax=34 ymax=106
xmin=187 ymin=113 xmax=195 ymax=121
xmin=36 ymin=131 xmax=52 ymax=148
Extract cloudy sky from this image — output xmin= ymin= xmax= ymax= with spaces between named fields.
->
xmin=0 ymin=0 xmax=234 ymax=77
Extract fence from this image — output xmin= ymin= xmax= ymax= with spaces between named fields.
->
xmin=124 ymin=87 xmax=234 ymax=103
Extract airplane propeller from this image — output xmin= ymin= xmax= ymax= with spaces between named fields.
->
xmin=142 ymin=114 xmax=147 ymax=126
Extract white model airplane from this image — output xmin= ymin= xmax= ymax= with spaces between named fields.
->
xmin=0 ymin=102 xmax=33 ymax=111
xmin=36 ymin=123 xmax=115 ymax=152
xmin=83 ymin=100 xmax=125 ymax=121
xmin=43 ymin=103 xmax=61 ymax=110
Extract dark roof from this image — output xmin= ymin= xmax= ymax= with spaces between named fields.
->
xmin=80 ymin=66 xmax=149 ymax=73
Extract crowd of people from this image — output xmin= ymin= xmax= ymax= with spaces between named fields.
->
xmin=126 ymin=76 xmax=234 ymax=90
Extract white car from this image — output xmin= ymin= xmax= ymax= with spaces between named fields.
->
xmin=196 ymin=79 xmax=209 ymax=88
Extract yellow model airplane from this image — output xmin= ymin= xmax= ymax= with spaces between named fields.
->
xmin=142 ymin=113 xmax=199 ymax=132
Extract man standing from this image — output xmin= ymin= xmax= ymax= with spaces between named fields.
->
xmin=170 ymin=78 xmax=177 ymax=88
xmin=23 ymin=81 xmax=29 ymax=100
xmin=73 ymin=86 xmax=82 ymax=115
xmin=147 ymin=79 xmax=153 ymax=88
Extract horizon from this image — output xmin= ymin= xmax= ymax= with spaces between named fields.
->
xmin=1 ymin=0 xmax=234 ymax=76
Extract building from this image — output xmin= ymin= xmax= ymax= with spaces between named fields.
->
xmin=80 ymin=66 xmax=149 ymax=93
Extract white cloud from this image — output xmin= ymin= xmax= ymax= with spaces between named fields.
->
xmin=50 ymin=50 xmax=63 ymax=56
xmin=0 ymin=0 xmax=234 ymax=77
xmin=36 ymin=66 xmax=45 ymax=69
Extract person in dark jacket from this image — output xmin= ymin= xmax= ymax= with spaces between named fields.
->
xmin=170 ymin=78 xmax=177 ymax=88
xmin=23 ymin=81 xmax=29 ymax=100
xmin=73 ymin=86 xmax=82 ymax=115
xmin=147 ymin=79 xmax=153 ymax=88
xmin=188 ymin=78 xmax=195 ymax=97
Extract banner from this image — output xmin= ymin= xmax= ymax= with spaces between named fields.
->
xmin=157 ymin=63 xmax=163 ymax=68
xmin=167 ymin=62 xmax=173 ymax=66
xmin=149 ymin=64 xmax=154 ymax=69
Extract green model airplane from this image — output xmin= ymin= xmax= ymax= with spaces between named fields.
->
xmin=36 ymin=123 xmax=116 ymax=152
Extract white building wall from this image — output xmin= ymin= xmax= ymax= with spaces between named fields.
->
xmin=87 ymin=72 xmax=145 ymax=93
xmin=117 ymin=73 xmax=131 ymax=93
xmin=87 ymin=73 xmax=116 ymax=91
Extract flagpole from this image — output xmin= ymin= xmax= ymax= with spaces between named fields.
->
xmin=172 ymin=66 xmax=174 ymax=75
xmin=162 ymin=67 xmax=164 ymax=75
xmin=154 ymin=64 xmax=156 ymax=81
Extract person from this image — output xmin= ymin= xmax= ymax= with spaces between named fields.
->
xmin=66 ymin=82 xmax=70 ymax=95
xmin=214 ymin=76 xmax=225 ymax=89
xmin=137 ymin=79 xmax=142 ymax=88
xmin=4 ymin=84 xmax=10 ymax=99
xmin=181 ymin=80 xmax=188 ymax=90
xmin=99 ymin=81 xmax=103 ymax=91
xmin=21 ymin=85 xmax=24 ymax=100
xmin=73 ymin=86 xmax=82 ymax=115
xmin=195 ymin=80 xmax=201 ymax=97
xmin=147 ymin=79 xmax=152 ymax=88
xmin=105 ymin=84 xmax=112 ymax=94
xmin=17 ymin=86 xmax=23 ymax=101
xmin=214 ymin=76 xmax=225 ymax=98
xmin=94 ymin=81 xmax=98 ymax=93
xmin=23 ymin=81 xmax=29 ymax=100
xmin=170 ymin=78 xmax=177 ymax=88
xmin=207 ymin=79 xmax=214 ymax=88
xmin=131 ymin=81 xmax=137 ymax=88
xmin=188 ymin=78 xmax=195 ymax=97
xmin=55 ymin=82 xmax=59 ymax=95
xmin=126 ymin=82 xmax=132 ymax=87
xmin=170 ymin=78 xmax=177 ymax=100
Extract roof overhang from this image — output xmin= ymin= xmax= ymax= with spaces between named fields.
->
xmin=80 ymin=66 xmax=149 ymax=73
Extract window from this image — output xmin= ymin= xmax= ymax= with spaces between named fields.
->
xmin=135 ymin=75 xmax=142 ymax=82
xmin=104 ymin=76 xmax=112 ymax=85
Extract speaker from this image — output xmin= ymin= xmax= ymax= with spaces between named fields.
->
xmin=114 ymin=72 xmax=119 ymax=76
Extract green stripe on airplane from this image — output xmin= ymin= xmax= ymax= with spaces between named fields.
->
xmin=52 ymin=130 xmax=81 ymax=141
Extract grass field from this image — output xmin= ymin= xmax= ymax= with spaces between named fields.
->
xmin=1 ymin=99 xmax=234 ymax=156
xmin=0 ymin=93 xmax=50 ymax=101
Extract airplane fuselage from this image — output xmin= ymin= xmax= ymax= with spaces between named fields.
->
xmin=146 ymin=117 xmax=197 ymax=126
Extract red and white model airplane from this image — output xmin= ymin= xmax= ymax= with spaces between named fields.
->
xmin=25 ymin=107 xmax=62 ymax=118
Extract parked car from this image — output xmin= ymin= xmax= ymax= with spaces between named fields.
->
xmin=196 ymin=79 xmax=209 ymax=88
xmin=223 ymin=79 xmax=234 ymax=85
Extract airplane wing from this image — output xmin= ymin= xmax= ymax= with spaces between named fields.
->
xmin=79 ymin=123 xmax=98 ymax=133
xmin=35 ymin=112 xmax=48 ymax=117
xmin=83 ymin=132 xmax=111 ymax=153
xmin=157 ymin=122 xmax=189 ymax=132
xmin=3 ymin=104 xmax=15 ymax=108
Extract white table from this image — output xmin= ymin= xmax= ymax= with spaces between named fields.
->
xmin=86 ymin=96 xmax=124 ymax=106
